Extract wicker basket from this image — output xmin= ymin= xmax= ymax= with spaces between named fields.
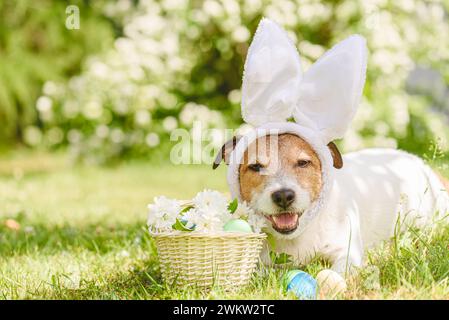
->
xmin=153 ymin=231 xmax=266 ymax=291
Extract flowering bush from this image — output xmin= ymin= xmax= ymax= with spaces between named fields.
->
xmin=30 ymin=0 xmax=449 ymax=162
xmin=0 ymin=0 xmax=115 ymax=145
xmin=147 ymin=189 xmax=267 ymax=234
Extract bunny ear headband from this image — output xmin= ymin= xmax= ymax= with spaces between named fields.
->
xmin=242 ymin=18 xmax=367 ymax=143
xmin=223 ymin=18 xmax=367 ymax=236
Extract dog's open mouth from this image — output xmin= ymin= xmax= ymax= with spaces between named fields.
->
xmin=265 ymin=212 xmax=300 ymax=234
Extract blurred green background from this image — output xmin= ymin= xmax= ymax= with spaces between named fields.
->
xmin=1 ymin=0 xmax=449 ymax=164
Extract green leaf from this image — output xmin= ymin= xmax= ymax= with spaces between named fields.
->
xmin=180 ymin=205 xmax=193 ymax=213
xmin=172 ymin=218 xmax=194 ymax=232
xmin=267 ymin=235 xmax=293 ymax=265
xmin=266 ymin=233 xmax=276 ymax=250
xmin=228 ymin=198 xmax=238 ymax=214
xmin=275 ymin=253 xmax=293 ymax=264
xmin=270 ymin=252 xmax=293 ymax=265
xmin=269 ymin=251 xmax=277 ymax=263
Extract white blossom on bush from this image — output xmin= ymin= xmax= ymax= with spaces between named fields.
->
xmin=37 ymin=0 xmax=449 ymax=161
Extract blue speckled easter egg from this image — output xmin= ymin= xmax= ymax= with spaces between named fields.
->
xmin=283 ymin=270 xmax=317 ymax=300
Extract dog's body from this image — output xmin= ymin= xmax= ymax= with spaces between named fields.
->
xmin=215 ymin=18 xmax=449 ymax=278
xmin=234 ymin=134 xmax=449 ymax=275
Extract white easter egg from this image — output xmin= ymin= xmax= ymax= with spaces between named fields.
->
xmin=316 ymin=269 xmax=347 ymax=298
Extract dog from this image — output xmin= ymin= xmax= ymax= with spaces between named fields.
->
xmin=212 ymin=18 xmax=449 ymax=277
xmin=214 ymin=133 xmax=449 ymax=275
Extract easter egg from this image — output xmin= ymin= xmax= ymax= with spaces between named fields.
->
xmin=316 ymin=269 xmax=347 ymax=297
xmin=283 ymin=270 xmax=317 ymax=300
xmin=223 ymin=219 xmax=253 ymax=233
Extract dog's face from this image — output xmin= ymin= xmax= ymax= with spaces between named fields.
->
xmin=238 ymin=134 xmax=322 ymax=237
xmin=213 ymin=132 xmax=342 ymax=238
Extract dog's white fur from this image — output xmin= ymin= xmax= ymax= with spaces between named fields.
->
xmin=251 ymin=175 xmax=312 ymax=218
xmin=256 ymin=148 xmax=449 ymax=275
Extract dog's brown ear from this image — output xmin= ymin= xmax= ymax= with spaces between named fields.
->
xmin=327 ymin=141 xmax=343 ymax=169
xmin=213 ymin=136 xmax=241 ymax=169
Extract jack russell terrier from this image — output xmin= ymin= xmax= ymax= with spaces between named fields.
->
xmin=213 ymin=19 xmax=449 ymax=277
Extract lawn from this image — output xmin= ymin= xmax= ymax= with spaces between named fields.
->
xmin=0 ymin=150 xmax=448 ymax=299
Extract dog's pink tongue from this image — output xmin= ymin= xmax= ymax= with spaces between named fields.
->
xmin=272 ymin=213 xmax=298 ymax=229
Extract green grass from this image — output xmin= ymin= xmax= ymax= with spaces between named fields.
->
xmin=0 ymin=150 xmax=448 ymax=299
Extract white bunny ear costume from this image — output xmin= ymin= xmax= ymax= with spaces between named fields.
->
xmin=226 ymin=19 xmax=449 ymax=254
xmin=240 ymin=19 xmax=367 ymax=142
xmin=227 ymin=19 xmax=367 ymax=235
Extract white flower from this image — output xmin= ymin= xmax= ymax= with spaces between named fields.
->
xmin=134 ymin=109 xmax=152 ymax=126
xmin=110 ymin=128 xmax=125 ymax=144
xmin=145 ymin=132 xmax=160 ymax=147
xmin=162 ymin=116 xmax=178 ymax=131
xmin=227 ymin=89 xmax=241 ymax=104
xmin=248 ymin=212 xmax=268 ymax=234
xmin=233 ymin=201 xmax=254 ymax=219
xmin=82 ymin=100 xmax=103 ymax=120
xmin=232 ymin=25 xmax=250 ymax=42
xmin=191 ymin=189 xmax=233 ymax=232
xmin=188 ymin=207 xmax=225 ymax=232
xmin=146 ymin=190 xmax=263 ymax=234
xmin=36 ymin=96 xmax=53 ymax=113
xmin=192 ymin=189 xmax=228 ymax=213
xmin=180 ymin=208 xmax=198 ymax=229
xmin=43 ymin=81 xmax=59 ymax=96
xmin=23 ymin=126 xmax=42 ymax=146
xmin=147 ymin=196 xmax=181 ymax=233
xmin=96 ymin=125 xmax=110 ymax=139
xmin=67 ymin=129 xmax=82 ymax=144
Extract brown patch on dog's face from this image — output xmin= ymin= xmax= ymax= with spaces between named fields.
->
xmin=239 ymin=135 xmax=277 ymax=202
xmin=239 ymin=134 xmax=322 ymax=203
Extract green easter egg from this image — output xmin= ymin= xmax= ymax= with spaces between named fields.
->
xmin=223 ymin=219 xmax=253 ymax=233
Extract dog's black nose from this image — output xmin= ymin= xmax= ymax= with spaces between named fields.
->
xmin=271 ymin=188 xmax=295 ymax=209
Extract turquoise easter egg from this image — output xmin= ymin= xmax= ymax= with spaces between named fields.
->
xmin=283 ymin=270 xmax=317 ymax=300
xmin=223 ymin=219 xmax=253 ymax=233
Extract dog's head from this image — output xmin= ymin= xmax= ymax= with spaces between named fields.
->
xmin=214 ymin=133 xmax=342 ymax=238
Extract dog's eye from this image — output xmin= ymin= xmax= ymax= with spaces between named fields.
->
xmin=296 ymin=160 xmax=311 ymax=168
xmin=248 ymin=163 xmax=263 ymax=172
